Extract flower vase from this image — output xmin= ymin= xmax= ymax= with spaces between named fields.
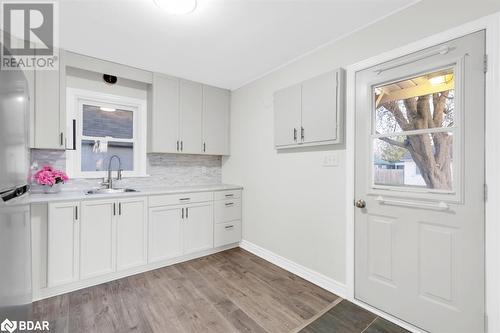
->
xmin=43 ymin=183 xmax=62 ymax=194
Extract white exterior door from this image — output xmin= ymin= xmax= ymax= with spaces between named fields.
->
xmin=354 ymin=31 xmax=485 ymax=333
xmin=183 ymin=203 xmax=213 ymax=255
xmin=80 ymin=199 xmax=116 ymax=279
xmin=116 ymin=197 xmax=147 ymax=271
xmin=148 ymin=206 xmax=183 ymax=263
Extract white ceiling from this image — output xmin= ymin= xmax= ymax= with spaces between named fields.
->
xmin=60 ymin=0 xmax=418 ymax=90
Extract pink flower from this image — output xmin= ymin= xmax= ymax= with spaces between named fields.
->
xmin=34 ymin=165 xmax=69 ymax=186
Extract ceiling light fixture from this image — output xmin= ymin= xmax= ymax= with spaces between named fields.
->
xmin=154 ymin=0 xmax=197 ymax=15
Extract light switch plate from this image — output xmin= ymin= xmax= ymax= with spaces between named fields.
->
xmin=323 ymin=153 xmax=339 ymax=167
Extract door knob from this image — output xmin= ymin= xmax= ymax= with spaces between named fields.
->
xmin=355 ymin=199 xmax=366 ymax=209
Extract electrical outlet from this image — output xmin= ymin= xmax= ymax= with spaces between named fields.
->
xmin=323 ymin=153 xmax=339 ymax=167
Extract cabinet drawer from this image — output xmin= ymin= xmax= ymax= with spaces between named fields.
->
xmin=214 ymin=189 xmax=241 ymax=201
xmin=149 ymin=192 xmax=212 ymax=207
xmin=214 ymin=221 xmax=241 ymax=247
xmin=214 ymin=198 xmax=241 ymax=223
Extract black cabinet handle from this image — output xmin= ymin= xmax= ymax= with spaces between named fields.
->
xmin=60 ymin=132 xmax=64 ymax=146
xmin=113 ymin=203 xmax=116 ymax=216
xmin=70 ymin=119 xmax=76 ymax=150
xmin=180 ymin=141 xmax=183 ymax=151
xmin=181 ymin=207 xmax=184 ymax=219
xmin=225 ymin=202 xmax=234 ymax=207
xmin=293 ymin=128 xmax=297 ymax=142
xmin=203 ymin=142 xmax=206 ymax=152
xmin=75 ymin=206 xmax=78 ymax=221
xmin=118 ymin=202 xmax=122 ymax=216
xmin=225 ymin=194 xmax=234 ymax=198
xmin=186 ymin=207 xmax=188 ymax=218
xmin=301 ymin=127 xmax=304 ymax=141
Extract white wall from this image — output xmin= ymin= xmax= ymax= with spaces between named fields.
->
xmin=222 ymin=0 xmax=500 ymax=285
xmin=66 ymin=67 xmax=148 ymax=100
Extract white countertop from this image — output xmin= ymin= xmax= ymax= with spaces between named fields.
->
xmin=29 ymin=184 xmax=243 ymax=204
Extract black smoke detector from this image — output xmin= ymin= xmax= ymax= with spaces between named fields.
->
xmin=103 ymin=74 xmax=118 ymax=84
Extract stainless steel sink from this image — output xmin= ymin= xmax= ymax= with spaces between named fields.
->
xmin=86 ymin=188 xmax=139 ymax=195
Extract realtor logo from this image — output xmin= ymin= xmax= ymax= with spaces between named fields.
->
xmin=1 ymin=1 xmax=59 ymax=70
xmin=0 ymin=319 xmax=17 ymax=333
xmin=0 ymin=318 xmax=49 ymax=332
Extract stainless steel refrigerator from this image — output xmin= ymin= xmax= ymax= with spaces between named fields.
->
xmin=0 ymin=44 xmax=33 ymax=322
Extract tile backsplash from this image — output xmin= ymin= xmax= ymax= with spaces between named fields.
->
xmin=30 ymin=150 xmax=222 ymax=192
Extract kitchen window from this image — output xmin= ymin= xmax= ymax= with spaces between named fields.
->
xmin=66 ymin=89 xmax=147 ymax=178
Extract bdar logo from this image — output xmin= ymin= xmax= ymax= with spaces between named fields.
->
xmin=0 ymin=319 xmax=17 ymax=333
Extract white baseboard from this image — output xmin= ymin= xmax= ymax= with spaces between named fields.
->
xmin=239 ymin=240 xmax=347 ymax=298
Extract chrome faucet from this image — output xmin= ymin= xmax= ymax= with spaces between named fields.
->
xmin=102 ymin=155 xmax=123 ymax=189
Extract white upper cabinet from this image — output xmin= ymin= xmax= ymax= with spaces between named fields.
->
xmin=301 ymin=71 xmax=339 ymax=144
xmin=148 ymin=74 xmax=230 ymax=155
xmin=148 ymin=74 xmax=180 ymax=153
xmin=179 ymin=80 xmax=203 ymax=154
xmin=202 ymin=86 xmax=230 ymax=155
xmin=32 ymin=50 xmax=67 ymax=150
xmin=274 ymin=68 xmax=344 ymax=149
xmin=274 ymin=84 xmax=301 ymax=147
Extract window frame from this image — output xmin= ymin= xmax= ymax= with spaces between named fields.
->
xmin=66 ymin=88 xmax=148 ymax=179
xmin=366 ymin=59 xmax=465 ymax=203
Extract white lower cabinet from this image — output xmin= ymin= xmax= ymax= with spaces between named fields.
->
xmin=183 ymin=203 xmax=213 ymax=254
xmin=214 ymin=221 xmax=242 ymax=248
xmin=148 ymin=201 xmax=214 ymax=263
xmin=116 ymin=197 xmax=148 ymax=271
xmin=80 ymin=199 xmax=116 ymax=279
xmin=80 ymin=197 xmax=147 ymax=279
xmin=41 ymin=189 xmax=241 ymax=297
xmin=148 ymin=206 xmax=183 ymax=263
xmin=47 ymin=201 xmax=80 ymax=287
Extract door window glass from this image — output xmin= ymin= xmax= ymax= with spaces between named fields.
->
xmin=372 ymin=68 xmax=456 ymax=192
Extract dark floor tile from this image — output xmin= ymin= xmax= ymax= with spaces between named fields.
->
xmin=364 ymin=317 xmax=410 ymax=333
xmin=300 ymin=300 xmax=377 ymax=333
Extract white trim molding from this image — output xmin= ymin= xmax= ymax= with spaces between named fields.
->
xmin=345 ymin=12 xmax=500 ymax=333
xmin=239 ymin=240 xmax=347 ymax=298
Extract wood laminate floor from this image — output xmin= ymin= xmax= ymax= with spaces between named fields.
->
xmin=31 ymin=248 xmax=408 ymax=333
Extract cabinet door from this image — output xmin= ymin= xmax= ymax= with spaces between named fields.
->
xmin=116 ymin=197 xmax=147 ymax=271
xmin=301 ymin=70 xmax=339 ymax=144
xmin=180 ymin=80 xmax=203 ymax=154
xmin=47 ymin=202 xmax=79 ymax=287
xmin=183 ymin=203 xmax=213 ymax=255
xmin=148 ymin=206 xmax=183 ymax=263
xmin=202 ymin=86 xmax=230 ymax=155
xmin=80 ymin=199 xmax=115 ymax=279
xmin=33 ymin=50 xmax=66 ymax=149
xmin=274 ymin=84 xmax=301 ymax=147
xmin=149 ymin=74 xmax=180 ymax=153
